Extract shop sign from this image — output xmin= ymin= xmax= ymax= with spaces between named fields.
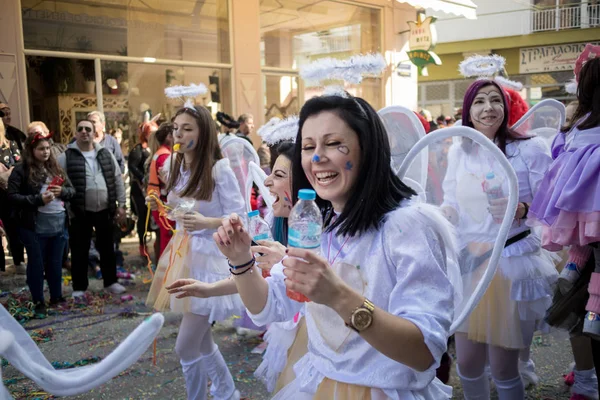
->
xmin=520 ymin=42 xmax=600 ymax=73
xmin=407 ymin=14 xmax=441 ymax=76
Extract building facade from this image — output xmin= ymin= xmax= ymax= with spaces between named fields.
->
xmin=419 ymin=0 xmax=600 ymax=119
xmin=0 ymin=0 xmax=475 ymax=147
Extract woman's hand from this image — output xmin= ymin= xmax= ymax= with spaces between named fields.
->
xmin=213 ymin=213 xmax=253 ymax=266
xmin=42 ymin=191 xmax=54 ymax=204
xmin=48 ymin=185 xmax=62 ymax=197
xmin=488 ymin=197 xmax=508 ymax=221
xmin=252 ymin=240 xmax=286 ymax=272
xmin=145 ymin=195 xmax=158 ymax=211
xmin=283 ymin=249 xmax=348 ymax=308
xmin=167 ymin=279 xmax=213 ymax=299
xmin=182 ymin=212 xmax=210 ymax=232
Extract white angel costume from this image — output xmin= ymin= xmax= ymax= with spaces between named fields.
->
xmin=443 ymin=136 xmax=558 ymax=348
xmin=250 ymin=202 xmax=459 ymax=399
xmin=146 ymin=158 xmax=245 ymax=321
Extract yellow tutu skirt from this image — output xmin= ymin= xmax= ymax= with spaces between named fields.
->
xmin=274 ymin=317 xmax=309 ymax=394
xmin=146 ymin=230 xmax=243 ymax=321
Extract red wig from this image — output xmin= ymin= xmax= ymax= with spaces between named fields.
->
xmin=504 ymin=88 xmax=529 ymax=127
xmin=139 ymin=121 xmax=158 ymax=144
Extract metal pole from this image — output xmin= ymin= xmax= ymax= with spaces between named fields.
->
xmin=94 ymin=58 xmax=103 ymax=113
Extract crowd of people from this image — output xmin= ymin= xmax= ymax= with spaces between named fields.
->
xmin=1 ymin=43 xmax=600 ymax=400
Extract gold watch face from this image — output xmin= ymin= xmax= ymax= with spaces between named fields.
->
xmin=352 ymin=308 xmax=373 ymax=331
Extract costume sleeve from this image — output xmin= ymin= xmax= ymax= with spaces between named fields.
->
xmin=156 ymin=153 xmax=170 ymax=185
xmin=383 ymin=205 xmax=454 ymax=372
xmin=520 ymin=137 xmax=552 ymax=197
xmin=248 ymin=268 xmax=303 ymax=325
xmin=215 ymin=158 xmax=246 ymax=217
xmin=128 ymin=145 xmax=145 ymax=183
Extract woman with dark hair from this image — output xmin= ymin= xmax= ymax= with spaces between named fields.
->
xmin=7 ymin=134 xmax=74 ymax=315
xmin=129 ymin=119 xmax=157 ymax=257
xmin=444 ymin=79 xmax=556 ymax=399
xmin=145 ymin=105 xmax=245 ymax=400
xmin=211 ymin=93 xmax=460 ymax=398
xmin=147 ymin=122 xmax=174 ymax=257
xmin=529 ymin=46 xmax=600 ymax=397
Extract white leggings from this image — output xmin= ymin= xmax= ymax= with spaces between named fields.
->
xmin=175 ymin=313 xmax=215 ymax=362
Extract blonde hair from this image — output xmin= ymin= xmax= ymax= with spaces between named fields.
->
xmin=27 ymin=121 xmax=50 ymax=136
xmin=0 ymin=119 xmax=6 ymax=147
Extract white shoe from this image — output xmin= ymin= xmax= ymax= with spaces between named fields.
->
xmin=72 ymin=291 xmax=86 ymax=298
xmin=14 ymin=263 xmax=27 ymax=275
xmin=105 ymin=282 xmax=126 ymax=294
xmin=519 ymin=359 xmax=539 ymax=388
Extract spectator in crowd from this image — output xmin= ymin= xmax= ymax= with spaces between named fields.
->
xmin=87 ymin=111 xmax=125 ymax=173
xmin=236 ymin=113 xmax=255 ymax=145
xmin=8 ymin=134 xmax=74 ymax=315
xmin=27 ymin=121 xmax=67 ymax=158
xmin=58 ymin=120 xmax=127 ymax=297
xmin=0 ymin=103 xmax=26 ymax=152
xmin=0 ymin=118 xmax=25 ymax=274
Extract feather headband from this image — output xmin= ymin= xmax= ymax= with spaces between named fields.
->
xmin=459 ymin=54 xmax=523 ymax=91
xmin=164 ymin=83 xmax=208 ymax=109
xmin=257 ymin=116 xmax=299 ymax=146
xmin=300 ymin=53 xmax=387 ymax=86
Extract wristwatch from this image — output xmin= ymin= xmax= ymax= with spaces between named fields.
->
xmin=345 ymin=298 xmax=375 ymax=332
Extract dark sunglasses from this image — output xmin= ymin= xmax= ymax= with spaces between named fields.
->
xmin=77 ymin=126 xmax=92 ymax=133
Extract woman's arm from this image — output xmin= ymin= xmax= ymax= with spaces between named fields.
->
xmin=128 ymin=146 xmax=145 ymax=183
xmin=7 ymin=166 xmax=44 ymax=208
xmin=167 ymin=278 xmax=238 ymax=298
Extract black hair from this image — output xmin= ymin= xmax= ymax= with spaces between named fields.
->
xmin=216 ymin=112 xmax=240 ymax=129
xmin=155 ymin=122 xmax=174 ymax=145
xmin=269 ymin=141 xmax=295 ymax=170
xmin=292 ymin=94 xmax=416 ymax=238
xmin=563 ymin=58 xmax=600 ymax=132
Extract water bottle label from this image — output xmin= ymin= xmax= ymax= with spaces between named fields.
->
xmin=253 ymin=233 xmax=270 ymax=241
xmin=288 ymin=223 xmax=321 ymax=249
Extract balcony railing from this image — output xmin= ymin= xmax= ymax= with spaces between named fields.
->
xmin=532 ymin=3 xmax=600 ymax=32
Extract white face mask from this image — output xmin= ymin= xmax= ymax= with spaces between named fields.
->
xmin=469 ymin=86 xmax=505 ymax=138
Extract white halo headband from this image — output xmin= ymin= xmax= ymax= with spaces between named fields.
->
xmin=164 ymin=83 xmax=209 ymax=109
xmin=459 ymin=54 xmax=506 ymax=78
xmin=257 ymin=116 xmax=299 ymax=146
xmin=300 ymin=53 xmax=387 ymax=86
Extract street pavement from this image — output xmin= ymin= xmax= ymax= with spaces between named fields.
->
xmin=0 ymin=238 xmax=580 ymax=399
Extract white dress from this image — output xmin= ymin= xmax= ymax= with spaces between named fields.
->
xmin=249 ymin=202 xmax=456 ymax=399
xmin=146 ymin=158 xmax=246 ymax=322
xmin=443 ymin=137 xmax=558 ymax=347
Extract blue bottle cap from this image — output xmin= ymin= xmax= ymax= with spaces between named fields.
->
xmin=298 ymin=189 xmax=316 ymax=200
xmin=485 ymin=172 xmax=495 ymax=180
xmin=247 ymin=210 xmax=260 ymax=218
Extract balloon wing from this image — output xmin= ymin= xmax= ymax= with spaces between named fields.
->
xmin=378 ymin=105 xmax=428 ymax=191
xmin=512 ymin=99 xmax=566 ymax=145
xmin=398 ymin=126 xmax=519 ymax=333
xmin=0 ymin=305 xmax=164 ymax=397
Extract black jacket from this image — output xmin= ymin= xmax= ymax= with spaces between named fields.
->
xmin=7 ymin=163 xmax=75 ymax=231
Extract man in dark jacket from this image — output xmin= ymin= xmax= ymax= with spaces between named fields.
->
xmin=87 ymin=111 xmax=125 ymax=173
xmin=0 ymin=103 xmax=26 ymax=152
xmin=58 ymin=120 xmax=127 ymax=297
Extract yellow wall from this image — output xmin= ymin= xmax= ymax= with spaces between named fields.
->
xmin=420 ymin=27 xmax=600 ymax=82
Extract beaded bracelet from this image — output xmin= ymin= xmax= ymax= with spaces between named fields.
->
xmin=228 ymin=257 xmax=255 ymax=270
xmin=230 ymin=265 xmax=254 ymax=276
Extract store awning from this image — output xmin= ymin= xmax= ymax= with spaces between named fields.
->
xmin=396 ymin=0 xmax=477 ymax=20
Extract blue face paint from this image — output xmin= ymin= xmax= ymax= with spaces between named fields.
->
xmin=312 ymin=154 xmax=321 ymax=163
xmin=186 ymin=140 xmax=195 ymax=149
xmin=345 ymin=161 xmax=353 ymax=171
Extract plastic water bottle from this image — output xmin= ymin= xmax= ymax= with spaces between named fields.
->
xmin=287 ymin=189 xmax=323 ymax=302
xmin=484 ymin=172 xmax=505 ymax=224
xmin=248 ymin=210 xmax=273 ymax=278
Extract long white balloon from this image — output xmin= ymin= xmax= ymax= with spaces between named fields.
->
xmin=397 ymin=126 xmax=519 ymax=333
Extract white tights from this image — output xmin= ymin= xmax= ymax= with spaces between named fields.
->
xmin=455 ymin=333 xmax=524 ymax=400
xmin=175 ymin=313 xmax=238 ymax=400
